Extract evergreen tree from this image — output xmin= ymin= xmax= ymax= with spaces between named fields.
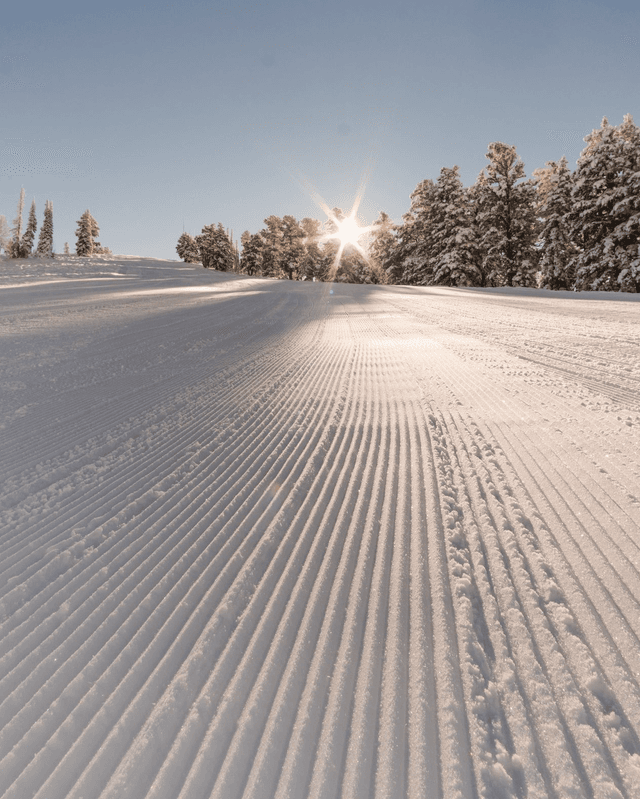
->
xmin=280 ymin=215 xmax=305 ymax=279
xmin=64 ymin=242 xmax=70 ymax=255
xmin=533 ymin=157 xmax=577 ymax=289
xmin=90 ymin=213 xmax=101 ymax=252
xmin=610 ymin=114 xmax=640 ymax=292
xmin=76 ymin=210 xmax=94 ymax=255
xmin=240 ymin=231 xmax=265 ymax=276
xmin=75 ymin=210 xmax=102 ymax=255
xmin=567 ymin=117 xmax=616 ymax=290
xmin=240 ymin=230 xmax=251 ymax=251
xmin=476 ymin=142 xmax=539 ymax=286
xmin=431 ymin=166 xmax=482 ymax=286
xmin=259 ymin=216 xmax=285 ymax=277
xmin=299 ymin=217 xmax=325 ymax=280
xmin=21 ymin=199 xmax=38 ymax=257
xmin=395 ymin=179 xmax=438 ymax=285
xmin=466 ymin=174 xmax=490 ymax=286
xmin=176 ymin=232 xmax=201 ymax=263
xmin=36 ymin=200 xmax=54 ymax=258
xmin=196 ymin=222 xmax=234 ymax=270
xmin=0 ymin=215 xmax=10 ymax=255
xmin=369 ymin=211 xmax=398 ymax=283
xmin=340 ymin=245 xmax=379 ymax=283
xmin=238 ymin=230 xmax=252 ymax=274
xmin=8 ymin=188 xmax=25 ymax=258
xmin=569 ymin=115 xmax=640 ymax=291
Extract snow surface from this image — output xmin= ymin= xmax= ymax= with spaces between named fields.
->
xmin=1 ymin=255 xmax=640 ymax=799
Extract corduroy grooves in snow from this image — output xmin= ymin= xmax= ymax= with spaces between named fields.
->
xmin=1 ymin=255 xmax=639 ymax=799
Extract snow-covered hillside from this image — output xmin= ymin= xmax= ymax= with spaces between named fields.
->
xmin=1 ymin=256 xmax=639 ymax=799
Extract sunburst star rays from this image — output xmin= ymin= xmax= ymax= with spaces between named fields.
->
xmin=289 ymin=170 xmax=379 ymax=283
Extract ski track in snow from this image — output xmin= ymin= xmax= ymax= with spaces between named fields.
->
xmin=1 ymin=256 xmax=639 ymax=799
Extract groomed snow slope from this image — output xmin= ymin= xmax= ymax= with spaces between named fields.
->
xmin=1 ymin=256 xmax=640 ymax=799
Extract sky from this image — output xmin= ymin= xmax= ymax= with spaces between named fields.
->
xmin=1 ymin=0 xmax=638 ymax=260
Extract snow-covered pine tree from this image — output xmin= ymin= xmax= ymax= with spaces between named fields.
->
xmin=195 ymin=223 xmax=235 ymax=270
xmin=89 ymin=213 xmax=101 ymax=252
xmin=568 ymin=117 xmax=617 ymax=290
xmin=76 ymin=210 xmax=94 ymax=255
xmin=260 ymin=216 xmax=285 ymax=277
xmin=36 ymin=200 xmax=54 ymax=257
xmin=21 ymin=199 xmax=38 ymax=257
xmin=568 ymin=115 xmax=640 ymax=291
xmin=176 ymin=232 xmax=201 ymax=263
xmin=238 ymin=230 xmax=251 ymax=275
xmin=75 ymin=210 xmax=107 ymax=255
xmin=64 ymin=242 xmax=70 ymax=255
xmin=240 ymin=231 xmax=265 ymax=276
xmin=299 ymin=218 xmax=325 ymax=281
xmin=369 ymin=211 xmax=398 ymax=284
xmin=8 ymin=188 xmax=25 ymax=258
xmin=240 ymin=230 xmax=251 ymax=251
xmin=476 ymin=142 xmax=539 ymax=286
xmin=395 ymin=179 xmax=439 ymax=284
xmin=338 ymin=242 xmax=377 ymax=283
xmin=218 ymin=223 xmax=235 ymax=271
xmin=0 ymin=215 xmax=10 ymax=255
xmin=466 ymin=173 xmax=490 ymax=286
xmin=614 ymin=116 xmax=640 ymax=292
xmin=431 ymin=166 xmax=482 ymax=286
xmin=281 ymin=215 xmax=305 ymax=280
xmin=533 ymin=157 xmax=577 ymax=290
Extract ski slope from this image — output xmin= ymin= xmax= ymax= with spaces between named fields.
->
xmin=1 ymin=255 xmax=640 ymax=799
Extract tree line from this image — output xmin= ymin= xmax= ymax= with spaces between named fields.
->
xmin=178 ymin=114 xmax=640 ymax=292
xmin=176 ymin=212 xmax=388 ymax=284
xmin=0 ymin=190 xmax=110 ymax=258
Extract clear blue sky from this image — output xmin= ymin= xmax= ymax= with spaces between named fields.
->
xmin=1 ymin=0 xmax=638 ymax=259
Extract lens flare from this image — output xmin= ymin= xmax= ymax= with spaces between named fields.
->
xmin=288 ymin=161 xmax=385 ymax=284
xmin=331 ymin=214 xmax=366 ymax=247
xmin=320 ymin=207 xmax=377 ymax=282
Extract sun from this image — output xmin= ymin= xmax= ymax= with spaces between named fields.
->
xmin=332 ymin=214 xmax=365 ymax=248
xmin=290 ymin=169 xmax=382 ymax=280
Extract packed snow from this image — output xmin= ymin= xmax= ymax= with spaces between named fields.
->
xmin=1 ymin=255 xmax=639 ymax=799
